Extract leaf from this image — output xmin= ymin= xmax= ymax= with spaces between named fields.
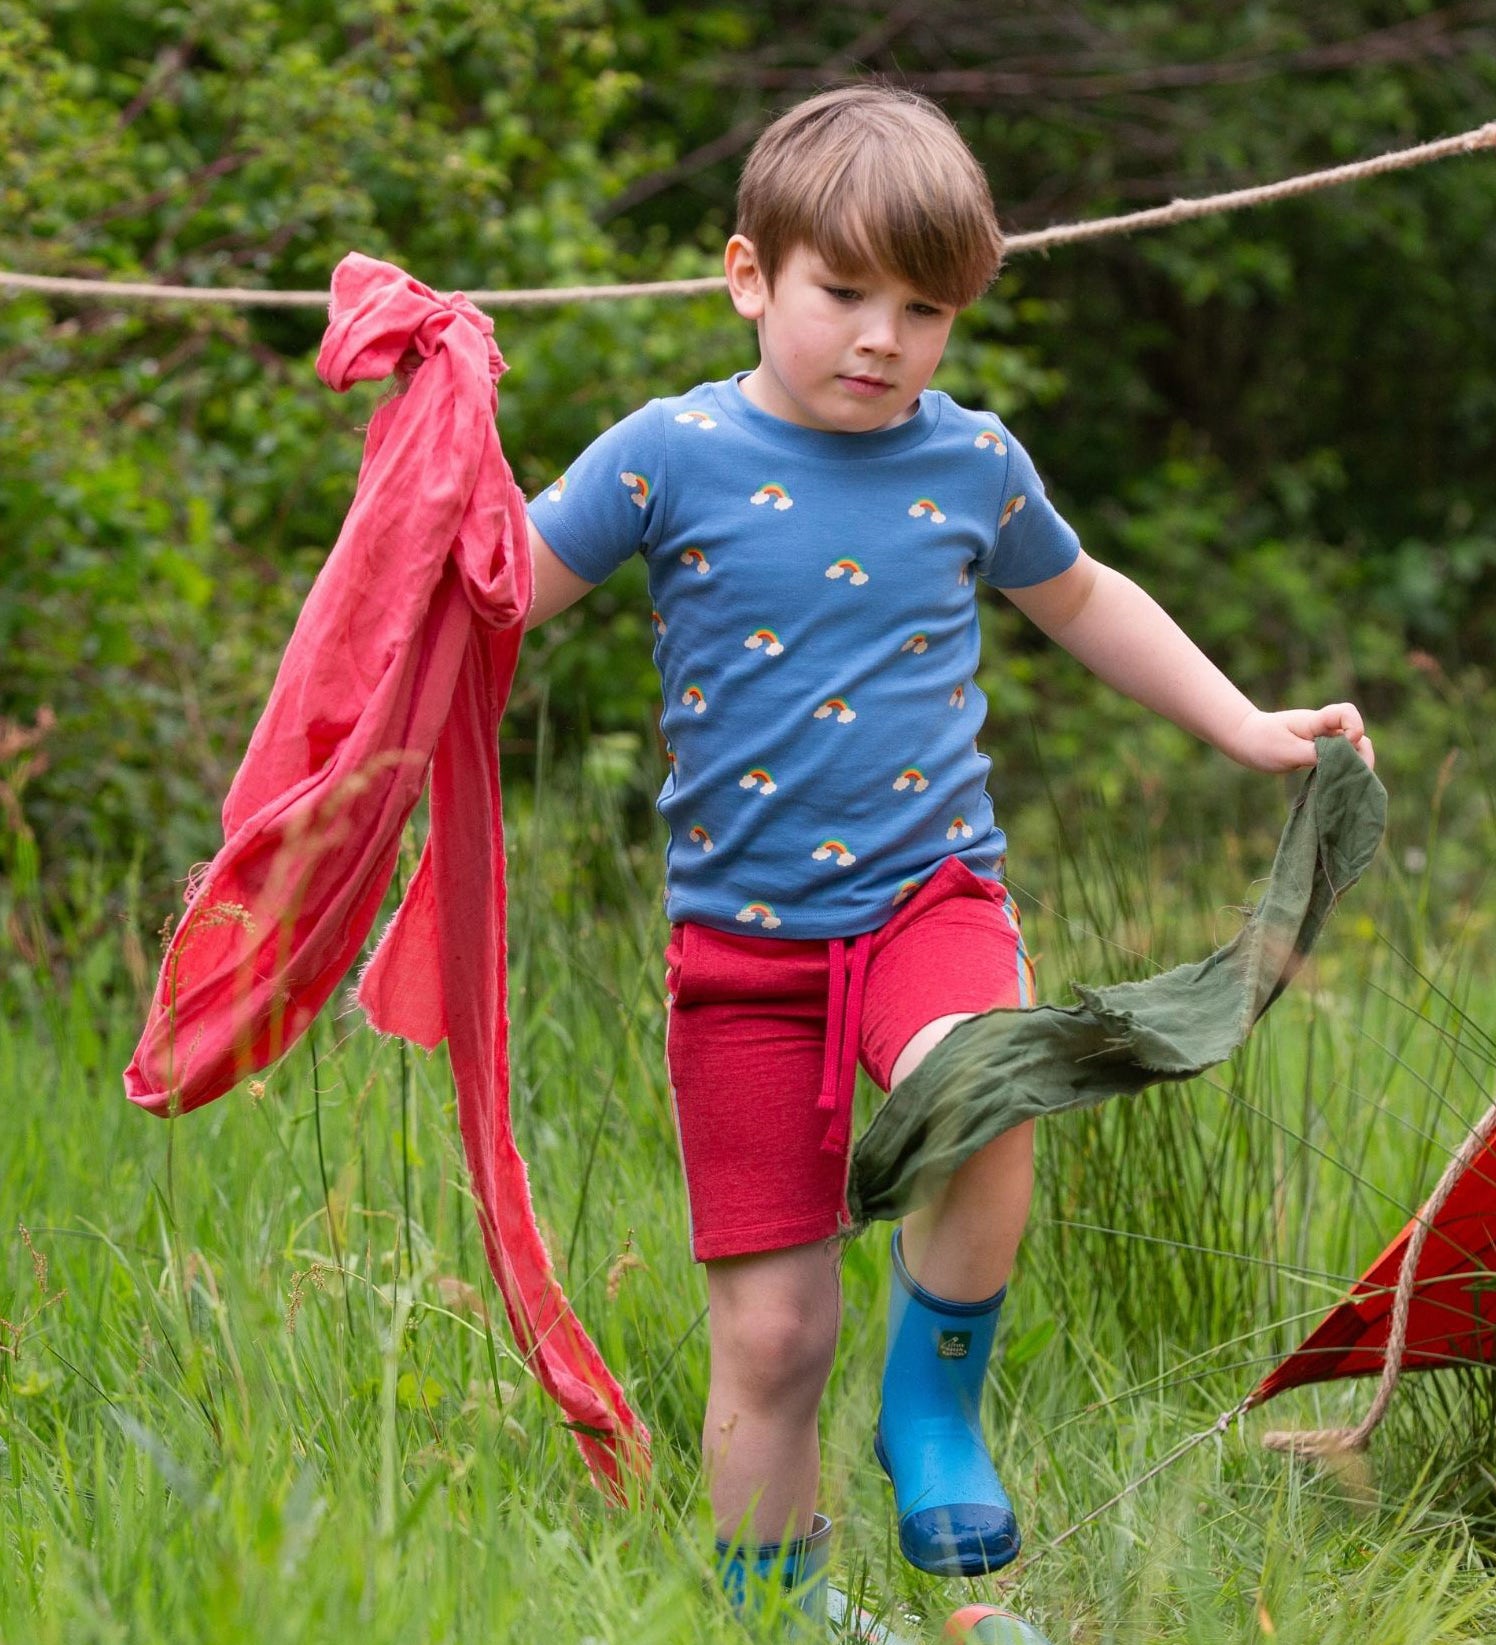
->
xmin=1002 ymin=1318 xmax=1057 ymax=1371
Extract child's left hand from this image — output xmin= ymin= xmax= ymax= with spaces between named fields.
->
xmin=1228 ymin=704 xmax=1375 ymax=773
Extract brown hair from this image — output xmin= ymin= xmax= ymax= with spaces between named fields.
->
xmin=736 ymin=84 xmax=1004 ymax=310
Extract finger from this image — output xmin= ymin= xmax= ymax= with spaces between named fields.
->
xmin=1267 ymin=715 xmax=1319 ymax=769
xmin=1312 ymin=701 xmax=1366 ymax=744
xmin=1355 ymin=733 xmax=1375 ymax=772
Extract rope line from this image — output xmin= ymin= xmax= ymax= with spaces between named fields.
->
xmin=1011 ymin=1401 xmax=1250 ymax=1575
xmin=2 ymin=119 xmax=1493 ymax=310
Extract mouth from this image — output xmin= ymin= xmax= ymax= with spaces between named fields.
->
xmin=839 ymin=374 xmax=893 ymax=398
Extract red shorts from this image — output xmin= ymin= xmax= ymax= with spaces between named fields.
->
xmin=663 ymin=857 xmax=1034 ymax=1261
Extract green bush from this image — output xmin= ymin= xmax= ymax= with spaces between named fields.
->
xmin=4 ymin=1 xmax=1495 ymax=972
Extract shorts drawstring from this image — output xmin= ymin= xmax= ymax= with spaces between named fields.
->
xmin=816 ymin=931 xmax=873 ymax=1155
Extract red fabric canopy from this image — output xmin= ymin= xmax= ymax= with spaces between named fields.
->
xmin=1251 ymin=1131 xmax=1496 ymax=1405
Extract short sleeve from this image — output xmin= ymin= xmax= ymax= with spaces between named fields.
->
xmin=527 ymin=401 xmax=666 ymax=583
xmin=975 ymin=428 xmax=1081 ymax=589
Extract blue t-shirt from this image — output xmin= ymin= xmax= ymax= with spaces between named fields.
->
xmin=529 ymin=374 xmax=1080 ymax=938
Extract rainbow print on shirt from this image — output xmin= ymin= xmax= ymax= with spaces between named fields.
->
xmin=619 ymin=470 xmax=650 ymax=509
xmin=973 ymin=430 xmax=1007 ymax=455
xmin=892 ymin=877 xmax=922 ymax=907
xmin=946 ymin=816 xmax=975 ymax=840
xmin=688 ymin=823 xmax=714 ymax=853
xmin=900 ymin=633 xmax=929 ymax=655
xmin=908 ymin=498 xmax=947 ymax=524
xmin=949 ymin=684 xmax=966 ymax=709
xmin=679 ymin=547 xmax=711 ymax=575
xmin=812 ymin=838 xmax=857 ymax=868
xmin=651 ymin=610 xmax=667 ymax=638
xmin=750 ymin=483 xmax=794 ymax=511
xmin=738 ymin=767 xmax=777 ymax=795
xmin=744 ymin=628 xmax=785 ymax=656
xmin=547 ymin=475 xmax=567 ymax=502
xmin=682 ymin=683 xmax=707 ymax=714
xmin=892 ymin=768 xmax=929 ymax=792
xmin=1000 ymin=493 xmax=1027 ymax=527
xmin=674 ymin=410 xmax=718 ymax=429
xmin=824 ymin=558 xmax=869 ymax=586
xmin=813 ymin=697 xmax=857 ymax=724
xmin=737 ymin=901 xmax=783 ymax=930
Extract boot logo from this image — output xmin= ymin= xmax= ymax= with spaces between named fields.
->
xmin=937 ymin=1330 xmax=971 ymax=1359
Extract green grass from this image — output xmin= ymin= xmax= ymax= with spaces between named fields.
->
xmin=3 ymin=762 xmax=1495 ymax=1644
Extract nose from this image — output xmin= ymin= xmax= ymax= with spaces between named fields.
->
xmin=856 ymin=304 xmax=902 ymax=358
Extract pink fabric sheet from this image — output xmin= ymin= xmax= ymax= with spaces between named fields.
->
xmin=124 ymin=252 xmax=649 ymax=1492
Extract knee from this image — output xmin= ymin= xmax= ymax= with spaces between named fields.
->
xmin=712 ymin=1293 xmax=839 ymax=1416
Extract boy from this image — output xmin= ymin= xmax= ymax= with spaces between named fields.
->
xmin=523 ymin=85 xmax=1372 ymax=1620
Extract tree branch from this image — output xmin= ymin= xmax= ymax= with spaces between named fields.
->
xmin=67 ymin=150 xmax=259 ymax=236
xmin=598 ymin=0 xmax=929 ymax=222
xmin=116 ymin=39 xmax=199 ymax=132
xmin=718 ymin=4 xmax=1495 ymax=100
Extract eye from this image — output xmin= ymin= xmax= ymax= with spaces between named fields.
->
xmin=909 ymin=301 xmax=946 ymax=318
xmin=824 ymin=286 xmax=862 ymax=302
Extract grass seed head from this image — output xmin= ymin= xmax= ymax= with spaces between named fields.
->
xmin=605 ymin=1251 xmax=644 ymax=1303
xmin=18 ymin=1223 xmax=47 ymax=1294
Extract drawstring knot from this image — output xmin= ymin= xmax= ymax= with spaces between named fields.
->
xmin=816 ymin=932 xmax=873 ymax=1154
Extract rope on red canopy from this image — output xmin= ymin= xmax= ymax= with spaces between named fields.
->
xmin=1259 ymin=1089 xmax=1496 ymax=1457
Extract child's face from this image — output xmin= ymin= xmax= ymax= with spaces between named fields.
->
xmin=725 ymin=238 xmax=957 ymax=434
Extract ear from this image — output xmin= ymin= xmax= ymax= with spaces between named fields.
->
xmin=724 ymin=234 xmax=768 ymax=321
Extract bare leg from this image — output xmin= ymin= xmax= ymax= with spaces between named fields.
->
xmin=702 ymin=1237 xmax=843 ymax=1544
xmin=876 ymin=1013 xmax=1031 ymax=1576
xmin=890 ymin=1012 xmax=1035 ymax=1302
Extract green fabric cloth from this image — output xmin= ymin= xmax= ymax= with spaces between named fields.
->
xmin=846 ymin=737 xmax=1386 ymax=1230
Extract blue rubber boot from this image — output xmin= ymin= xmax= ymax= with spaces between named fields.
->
xmin=873 ymin=1228 xmax=1019 ymax=1576
xmin=716 ymin=1512 xmax=830 ymax=1634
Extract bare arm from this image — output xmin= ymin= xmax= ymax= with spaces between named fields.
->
xmin=524 ymin=516 xmax=596 ymax=631
xmin=1001 ymin=550 xmax=1374 ymax=772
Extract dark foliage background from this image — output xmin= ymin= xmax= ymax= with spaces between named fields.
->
xmin=3 ymin=0 xmax=1494 ymax=985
